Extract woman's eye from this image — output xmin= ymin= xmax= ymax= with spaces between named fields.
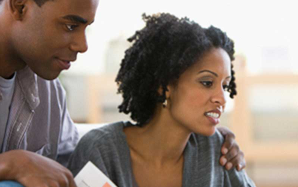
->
xmin=201 ymin=81 xmax=213 ymax=87
xmin=66 ymin=24 xmax=78 ymax=31
xmin=223 ymin=85 xmax=230 ymax=91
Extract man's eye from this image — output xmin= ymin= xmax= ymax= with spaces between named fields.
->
xmin=201 ymin=81 xmax=213 ymax=87
xmin=66 ymin=24 xmax=78 ymax=31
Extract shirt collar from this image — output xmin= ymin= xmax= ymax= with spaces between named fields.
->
xmin=16 ymin=66 xmax=40 ymax=110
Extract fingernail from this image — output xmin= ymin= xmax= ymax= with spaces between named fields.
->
xmin=221 ymin=158 xmax=227 ymax=165
xmin=238 ymin=164 xmax=242 ymax=170
xmin=226 ymin=162 xmax=232 ymax=170
xmin=222 ymin=148 xmax=228 ymax=154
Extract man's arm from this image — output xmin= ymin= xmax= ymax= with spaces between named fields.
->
xmin=55 ymin=79 xmax=79 ymax=166
xmin=217 ymin=126 xmax=246 ymax=171
xmin=56 ymin=109 xmax=79 ymax=166
xmin=0 ymin=150 xmax=77 ymax=187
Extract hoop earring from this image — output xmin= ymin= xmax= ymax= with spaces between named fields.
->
xmin=163 ymin=99 xmax=167 ymax=108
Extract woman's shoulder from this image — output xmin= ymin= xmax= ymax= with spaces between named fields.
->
xmin=74 ymin=121 xmax=129 ymax=155
xmin=71 ymin=121 xmax=130 ymax=167
xmin=68 ymin=121 xmax=130 ymax=177
xmin=191 ymin=130 xmax=256 ymax=187
xmin=224 ymin=168 xmax=256 ymax=187
xmin=191 ymin=128 xmax=224 ymax=148
xmin=79 ymin=121 xmax=126 ymax=145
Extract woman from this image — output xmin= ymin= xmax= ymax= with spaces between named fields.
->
xmin=68 ymin=13 xmax=255 ymax=187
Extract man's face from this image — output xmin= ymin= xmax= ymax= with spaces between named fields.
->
xmin=11 ymin=0 xmax=99 ymax=80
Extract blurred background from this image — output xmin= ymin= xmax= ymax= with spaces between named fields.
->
xmin=60 ymin=0 xmax=298 ymax=186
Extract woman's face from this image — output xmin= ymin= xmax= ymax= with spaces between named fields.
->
xmin=167 ymin=47 xmax=232 ymax=136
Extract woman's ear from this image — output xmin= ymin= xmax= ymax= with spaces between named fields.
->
xmin=158 ymin=85 xmax=170 ymax=108
xmin=158 ymin=85 xmax=171 ymax=98
xmin=166 ymin=84 xmax=174 ymax=98
xmin=9 ymin=0 xmax=28 ymax=20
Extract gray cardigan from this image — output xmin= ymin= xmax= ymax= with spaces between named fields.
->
xmin=68 ymin=121 xmax=255 ymax=187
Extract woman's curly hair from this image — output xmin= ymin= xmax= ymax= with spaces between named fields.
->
xmin=116 ymin=13 xmax=236 ymax=126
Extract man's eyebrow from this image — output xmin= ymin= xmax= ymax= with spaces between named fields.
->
xmin=198 ymin=70 xmax=218 ymax=77
xmin=62 ymin=15 xmax=88 ymax=24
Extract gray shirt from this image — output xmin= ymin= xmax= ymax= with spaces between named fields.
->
xmin=0 ymin=73 xmax=16 ymax=148
xmin=0 ymin=66 xmax=79 ymax=166
xmin=68 ymin=121 xmax=255 ymax=187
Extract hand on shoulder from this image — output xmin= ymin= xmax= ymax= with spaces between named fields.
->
xmin=217 ymin=126 xmax=246 ymax=171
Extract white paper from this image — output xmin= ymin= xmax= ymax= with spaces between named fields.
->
xmin=74 ymin=161 xmax=117 ymax=187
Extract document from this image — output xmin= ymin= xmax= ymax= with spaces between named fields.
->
xmin=74 ymin=161 xmax=117 ymax=187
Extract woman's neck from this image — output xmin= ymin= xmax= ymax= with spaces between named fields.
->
xmin=124 ymin=107 xmax=191 ymax=167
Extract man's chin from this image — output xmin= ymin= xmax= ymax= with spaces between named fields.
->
xmin=36 ymin=71 xmax=61 ymax=80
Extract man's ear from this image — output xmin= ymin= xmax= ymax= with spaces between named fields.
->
xmin=9 ymin=0 xmax=28 ymax=20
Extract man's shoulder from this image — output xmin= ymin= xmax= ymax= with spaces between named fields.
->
xmin=14 ymin=67 xmax=67 ymax=110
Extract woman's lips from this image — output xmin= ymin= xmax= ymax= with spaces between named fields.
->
xmin=204 ymin=109 xmax=221 ymax=125
xmin=205 ymin=114 xmax=220 ymax=125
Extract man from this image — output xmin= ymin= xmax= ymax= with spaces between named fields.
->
xmin=0 ymin=0 xmax=245 ymax=186
xmin=0 ymin=0 xmax=99 ymax=186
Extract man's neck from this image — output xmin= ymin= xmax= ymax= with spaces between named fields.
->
xmin=0 ymin=15 xmax=26 ymax=79
xmin=0 ymin=40 xmax=26 ymax=79
xmin=0 ymin=62 xmax=16 ymax=79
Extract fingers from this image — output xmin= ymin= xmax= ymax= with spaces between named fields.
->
xmin=221 ymin=134 xmax=235 ymax=155
xmin=4 ymin=150 xmax=76 ymax=187
xmin=220 ymin=149 xmax=246 ymax=171
xmin=217 ymin=126 xmax=246 ymax=171
xmin=219 ymin=156 xmax=227 ymax=166
xmin=225 ymin=153 xmax=246 ymax=171
xmin=217 ymin=127 xmax=236 ymax=155
xmin=234 ymin=150 xmax=246 ymax=171
xmin=57 ymin=173 xmax=70 ymax=187
xmin=65 ymin=170 xmax=77 ymax=187
xmin=69 ymin=177 xmax=78 ymax=187
xmin=55 ymin=167 xmax=76 ymax=187
xmin=18 ymin=170 xmax=74 ymax=187
xmin=225 ymin=143 xmax=239 ymax=161
xmin=236 ymin=161 xmax=246 ymax=171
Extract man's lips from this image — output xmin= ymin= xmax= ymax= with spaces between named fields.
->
xmin=55 ymin=58 xmax=75 ymax=70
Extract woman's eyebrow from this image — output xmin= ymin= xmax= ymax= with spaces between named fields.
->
xmin=198 ymin=70 xmax=218 ymax=77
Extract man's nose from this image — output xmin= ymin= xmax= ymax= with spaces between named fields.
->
xmin=70 ymin=32 xmax=88 ymax=53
